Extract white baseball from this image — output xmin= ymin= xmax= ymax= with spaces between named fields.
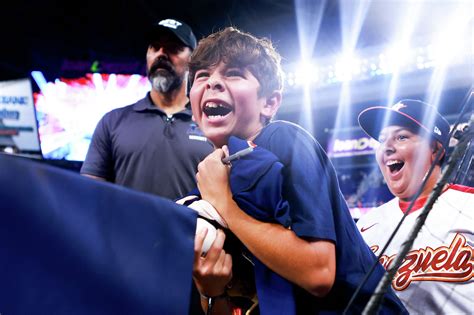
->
xmin=196 ymin=218 xmax=217 ymax=256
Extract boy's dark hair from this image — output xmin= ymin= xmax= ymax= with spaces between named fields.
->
xmin=189 ymin=27 xmax=284 ymax=97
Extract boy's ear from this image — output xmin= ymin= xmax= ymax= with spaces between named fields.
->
xmin=261 ymin=90 xmax=282 ymax=120
xmin=185 ymin=71 xmax=192 ymax=98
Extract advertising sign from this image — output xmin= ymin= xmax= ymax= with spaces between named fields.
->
xmin=327 ymin=129 xmax=379 ymax=158
xmin=0 ymin=78 xmax=41 ymax=154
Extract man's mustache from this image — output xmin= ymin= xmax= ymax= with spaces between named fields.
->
xmin=150 ymin=58 xmax=175 ymax=75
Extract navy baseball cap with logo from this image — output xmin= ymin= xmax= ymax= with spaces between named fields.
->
xmin=358 ymin=99 xmax=451 ymax=150
xmin=148 ymin=18 xmax=197 ymax=50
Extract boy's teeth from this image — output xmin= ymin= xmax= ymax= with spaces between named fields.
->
xmin=203 ymin=101 xmax=232 ymax=117
xmin=206 ymin=102 xmax=219 ymax=108
xmin=205 ymin=102 xmax=226 ymax=108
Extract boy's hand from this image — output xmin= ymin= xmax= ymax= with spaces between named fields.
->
xmin=193 ymin=228 xmax=233 ymax=297
xmin=196 ymin=147 xmax=233 ymax=214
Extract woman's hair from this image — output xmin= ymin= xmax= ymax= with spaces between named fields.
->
xmin=189 ymin=27 xmax=284 ymax=97
xmin=405 ymin=126 xmax=446 ymax=166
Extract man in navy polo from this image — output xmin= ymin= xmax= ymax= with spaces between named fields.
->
xmin=81 ymin=18 xmax=213 ymax=200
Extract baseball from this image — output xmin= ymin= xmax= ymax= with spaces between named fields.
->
xmin=196 ymin=218 xmax=217 ymax=256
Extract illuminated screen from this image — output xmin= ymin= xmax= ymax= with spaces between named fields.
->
xmin=34 ymin=73 xmax=151 ymax=161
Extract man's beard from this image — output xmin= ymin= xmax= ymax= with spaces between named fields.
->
xmin=148 ymin=58 xmax=184 ymax=93
xmin=151 ymin=72 xmax=183 ymax=93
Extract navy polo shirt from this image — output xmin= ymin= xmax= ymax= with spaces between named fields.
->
xmin=81 ymin=93 xmax=213 ymax=200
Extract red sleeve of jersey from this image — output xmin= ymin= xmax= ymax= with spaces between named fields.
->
xmin=448 ymin=184 xmax=474 ymax=194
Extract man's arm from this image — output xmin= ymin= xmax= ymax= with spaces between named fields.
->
xmin=196 ymin=149 xmax=336 ymax=297
xmin=80 ymin=115 xmax=113 ymax=181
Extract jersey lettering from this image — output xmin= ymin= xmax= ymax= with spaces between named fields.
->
xmin=371 ymin=234 xmax=474 ymax=291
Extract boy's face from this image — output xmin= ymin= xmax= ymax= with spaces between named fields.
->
xmin=190 ymin=61 xmax=273 ymax=147
xmin=376 ymin=125 xmax=436 ymax=200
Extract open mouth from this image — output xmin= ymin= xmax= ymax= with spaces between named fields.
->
xmin=387 ymin=160 xmax=404 ymax=173
xmin=203 ymin=101 xmax=233 ymax=118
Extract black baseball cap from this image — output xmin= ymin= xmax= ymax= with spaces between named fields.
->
xmin=148 ymin=18 xmax=197 ymax=50
xmin=358 ymin=99 xmax=451 ymax=150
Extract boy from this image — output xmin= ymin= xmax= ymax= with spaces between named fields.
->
xmin=188 ymin=27 xmax=406 ymax=314
xmin=357 ymin=99 xmax=473 ymax=314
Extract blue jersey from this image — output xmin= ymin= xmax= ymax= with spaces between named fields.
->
xmin=253 ymin=121 xmax=407 ymax=314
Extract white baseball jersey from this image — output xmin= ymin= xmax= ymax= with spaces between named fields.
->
xmin=357 ymin=184 xmax=474 ymax=314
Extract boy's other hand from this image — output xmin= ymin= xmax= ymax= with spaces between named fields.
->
xmin=193 ymin=228 xmax=233 ymax=297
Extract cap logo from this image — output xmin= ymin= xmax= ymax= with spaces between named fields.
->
xmin=391 ymin=103 xmax=407 ymax=111
xmin=158 ymin=19 xmax=182 ymax=29
xmin=434 ymin=126 xmax=442 ymax=136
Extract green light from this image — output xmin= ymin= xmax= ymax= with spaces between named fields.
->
xmin=90 ymin=60 xmax=101 ymax=73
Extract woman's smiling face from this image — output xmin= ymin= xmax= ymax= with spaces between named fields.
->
xmin=376 ymin=125 xmax=436 ymax=200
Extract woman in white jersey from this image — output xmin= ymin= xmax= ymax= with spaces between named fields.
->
xmin=356 ymin=99 xmax=473 ymax=314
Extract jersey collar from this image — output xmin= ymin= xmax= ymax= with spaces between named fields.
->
xmin=398 ymin=184 xmax=452 ymax=214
